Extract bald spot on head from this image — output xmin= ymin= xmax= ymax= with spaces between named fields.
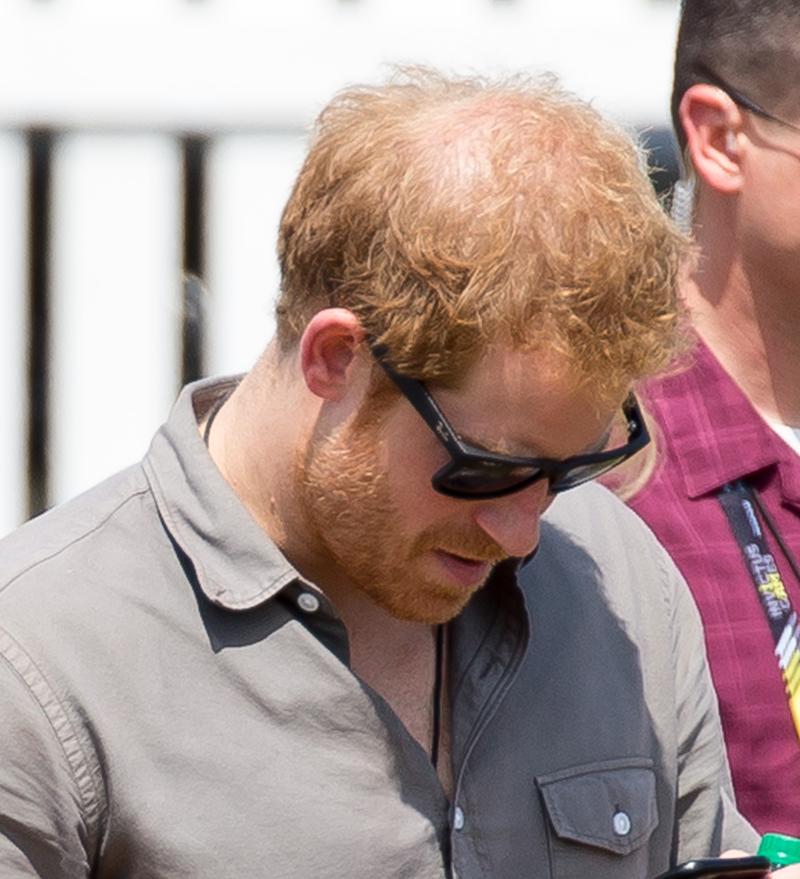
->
xmin=277 ymin=68 xmax=689 ymax=396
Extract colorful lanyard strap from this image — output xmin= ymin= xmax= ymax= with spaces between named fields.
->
xmin=717 ymin=480 xmax=800 ymax=741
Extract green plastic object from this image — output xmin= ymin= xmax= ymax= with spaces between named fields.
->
xmin=758 ymin=833 xmax=800 ymax=868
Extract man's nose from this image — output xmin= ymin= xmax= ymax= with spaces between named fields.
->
xmin=471 ymin=480 xmax=553 ymax=559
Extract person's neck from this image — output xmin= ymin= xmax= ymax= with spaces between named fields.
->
xmin=688 ymin=198 xmax=800 ymax=426
xmin=322 ymin=577 xmax=435 ymax=672
xmin=206 ymin=349 xmax=325 ymax=577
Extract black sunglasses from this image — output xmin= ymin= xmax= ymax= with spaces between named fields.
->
xmin=371 ymin=346 xmax=650 ymax=500
xmin=695 ymin=63 xmax=800 ymax=135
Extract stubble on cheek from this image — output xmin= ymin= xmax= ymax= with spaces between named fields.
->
xmin=297 ymin=420 xmax=397 ymax=585
xmin=296 ymin=409 xmax=507 ymax=624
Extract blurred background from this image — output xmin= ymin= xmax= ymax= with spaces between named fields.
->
xmin=0 ymin=0 xmax=682 ymax=537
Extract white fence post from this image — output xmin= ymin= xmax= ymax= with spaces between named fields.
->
xmin=0 ymin=133 xmax=28 ymax=536
xmin=49 ymin=134 xmax=182 ymax=505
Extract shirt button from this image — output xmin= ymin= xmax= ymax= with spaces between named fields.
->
xmin=613 ymin=810 xmax=631 ymax=836
xmin=297 ymin=592 xmax=320 ymax=613
xmin=453 ymin=806 xmax=465 ymax=831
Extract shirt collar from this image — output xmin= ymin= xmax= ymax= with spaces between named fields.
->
xmin=645 ymin=339 xmax=782 ymax=499
xmin=143 ymin=377 xmax=302 ymax=611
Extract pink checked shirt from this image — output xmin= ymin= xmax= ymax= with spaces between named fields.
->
xmin=629 ymin=339 xmax=800 ymax=834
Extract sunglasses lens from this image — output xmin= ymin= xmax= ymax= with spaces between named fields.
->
xmin=436 ymin=461 xmax=542 ymax=498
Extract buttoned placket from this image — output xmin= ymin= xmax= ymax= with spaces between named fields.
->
xmin=446 ymin=566 xmax=530 ymax=879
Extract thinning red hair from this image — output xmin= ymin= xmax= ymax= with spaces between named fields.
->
xmin=277 ymin=68 xmax=689 ymax=396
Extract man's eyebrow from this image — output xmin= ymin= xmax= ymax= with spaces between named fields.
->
xmin=457 ymin=431 xmax=509 ymax=456
xmin=458 ymin=427 xmax=612 ymax=460
xmin=455 ymin=426 xmax=535 ymax=457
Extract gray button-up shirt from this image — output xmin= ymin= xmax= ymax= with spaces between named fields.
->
xmin=0 ymin=378 xmax=756 ymax=878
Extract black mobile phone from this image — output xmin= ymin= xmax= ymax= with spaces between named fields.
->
xmin=654 ymin=855 xmax=772 ymax=879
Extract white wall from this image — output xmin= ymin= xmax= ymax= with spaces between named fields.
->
xmin=0 ymin=1 xmax=681 ymax=130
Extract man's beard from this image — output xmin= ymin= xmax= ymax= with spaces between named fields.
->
xmin=297 ymin=413 xmax=506 ymax=624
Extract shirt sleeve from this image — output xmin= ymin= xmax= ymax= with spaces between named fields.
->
xmin=0 ymin=643 xmax=93 ymax=878
xmin=665 ymin=554 xmax=760 ymax=859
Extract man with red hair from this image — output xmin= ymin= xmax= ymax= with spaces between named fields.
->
xmin=0 ymin=69 xmax=775 ymax=877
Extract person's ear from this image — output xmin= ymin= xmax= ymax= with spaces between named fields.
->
xmin=299 ymin=309 xmax=366 ymax=401
xmin=679 ymin=84 xmax=745 ymax=194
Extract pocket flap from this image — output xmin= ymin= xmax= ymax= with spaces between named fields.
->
xmin=536 ymin=758 xmax=659 ymax=856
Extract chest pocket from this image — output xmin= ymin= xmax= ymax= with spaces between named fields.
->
xmin=536 ymin=758 xmax=659 ymax=879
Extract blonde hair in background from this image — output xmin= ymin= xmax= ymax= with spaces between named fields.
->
xmin=277 ymin=67 xmax=691 ymax=398
xmin=601 ymin=399 xmax=663 ymax=501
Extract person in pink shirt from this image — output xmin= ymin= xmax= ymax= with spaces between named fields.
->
xmin=628 ymin=0 xmax=800 ymax=834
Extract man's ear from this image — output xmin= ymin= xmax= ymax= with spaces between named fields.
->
xmin=680 ymin=84 xmax=745 ymax=194
xmin=299 ymin=309 xmax=366 ymax=401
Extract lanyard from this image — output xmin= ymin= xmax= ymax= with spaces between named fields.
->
xmin=717 ymin=480 xmax=800 ymax=742
xmin=430 ymin=624 xmax=445 ymax=769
